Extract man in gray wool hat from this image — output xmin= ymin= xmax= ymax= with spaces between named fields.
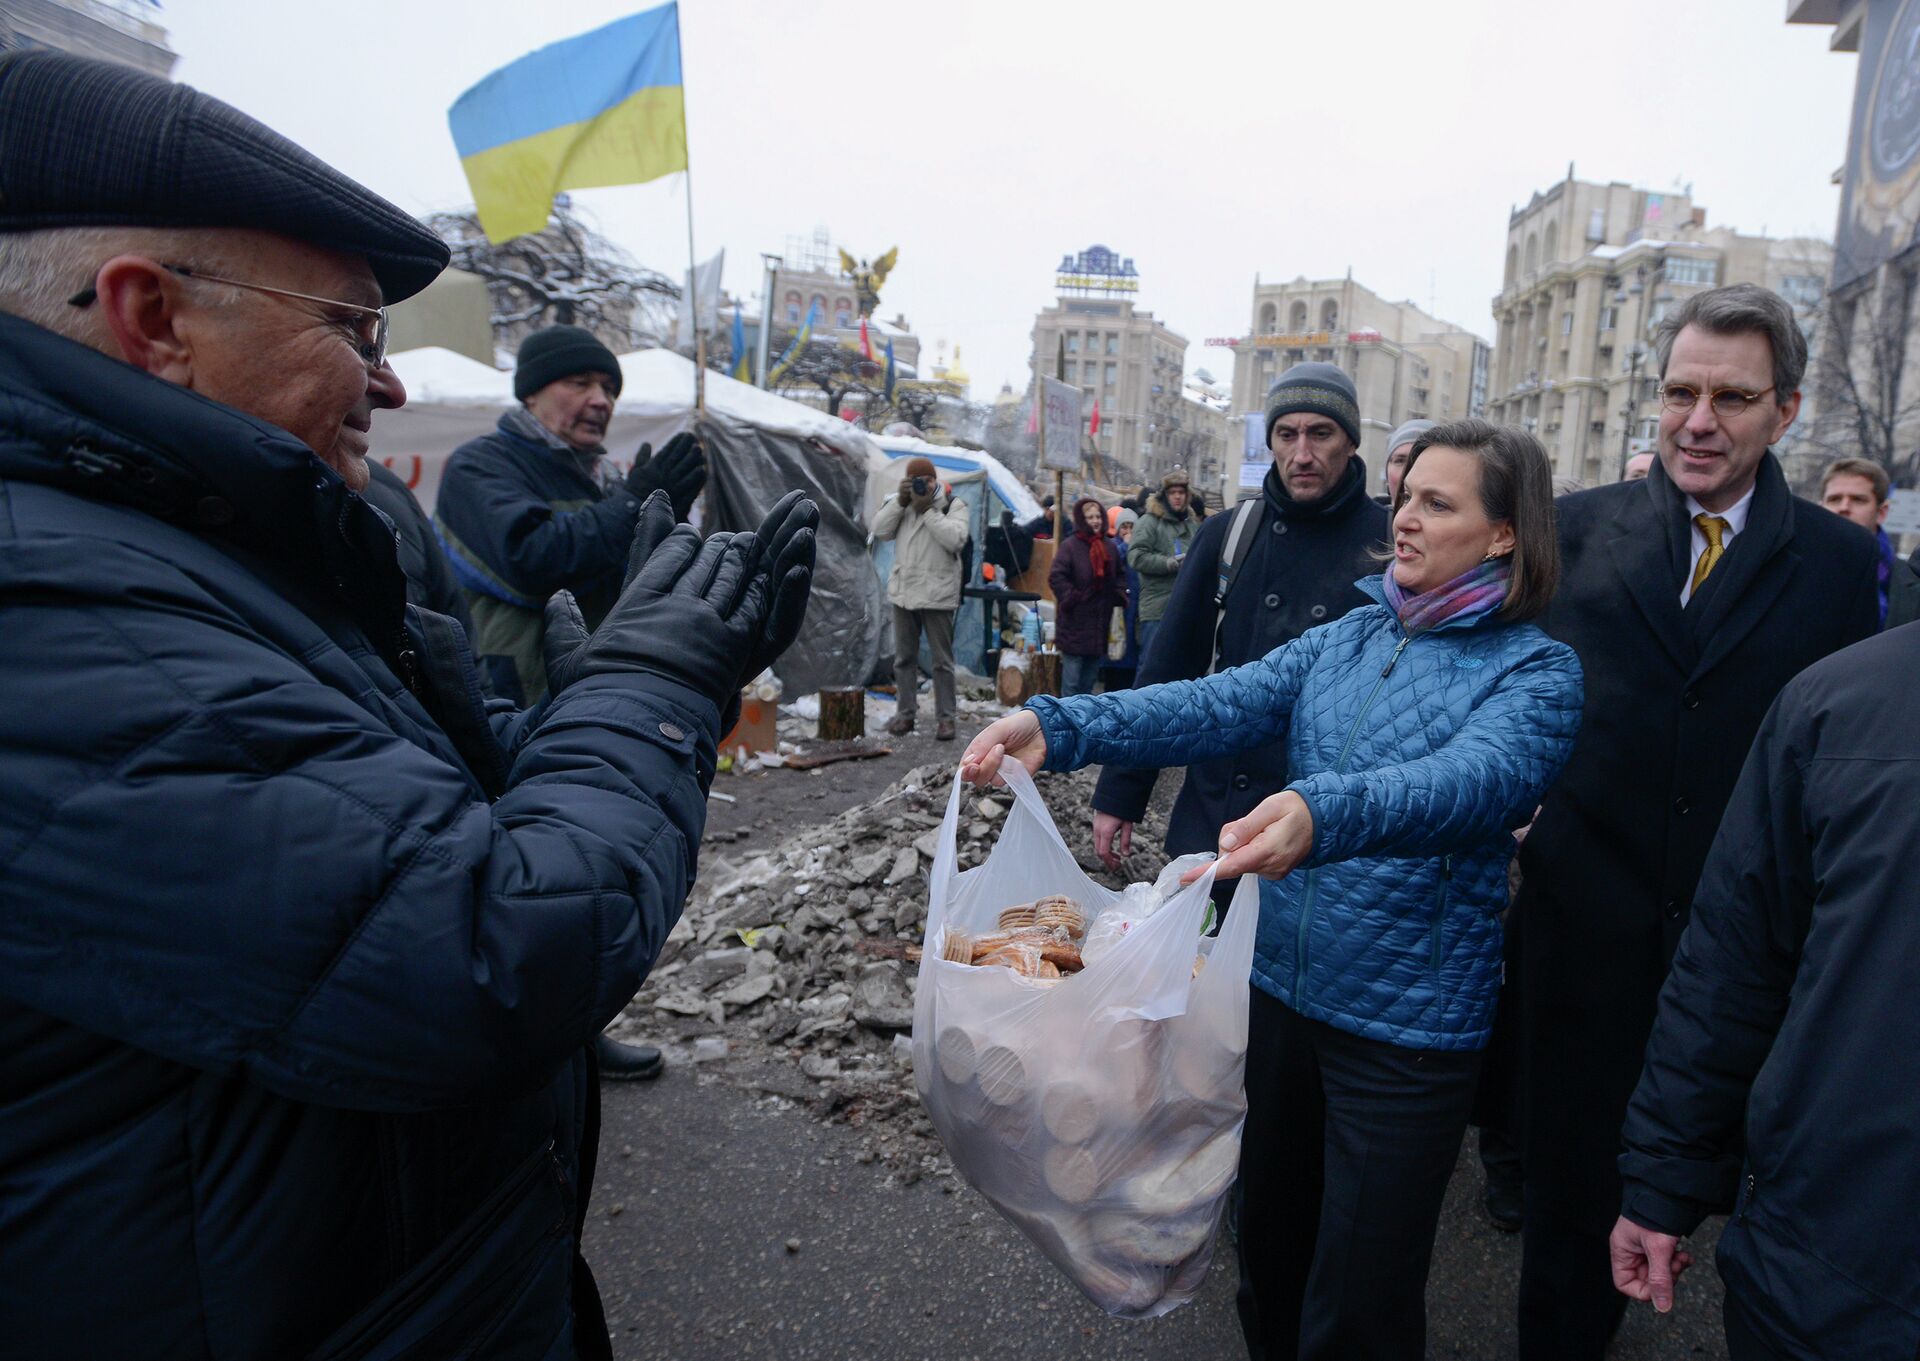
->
xmin=0 ymin=48 xmax=817 ymax=1361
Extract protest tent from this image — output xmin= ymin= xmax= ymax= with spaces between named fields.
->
xmin=374 ymin=346 xmax=894 ymax=695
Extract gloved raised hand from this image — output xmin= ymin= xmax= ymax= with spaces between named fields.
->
xmin=542 ymin=491 xmax=763 ymax=709
xmin=624 ymin=431 xmax=707 ymax=521
xmin=738 ymin=490 xmax=819 ymax=685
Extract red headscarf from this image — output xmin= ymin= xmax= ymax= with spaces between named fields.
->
xmin=1072 ymin=497 xmax=1112 ymax=580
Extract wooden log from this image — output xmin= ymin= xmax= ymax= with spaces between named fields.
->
xmin=816 ymin=686 xmax=865 ymax=741
xmin=1025 ymin=651 xmax=1061 ymax=701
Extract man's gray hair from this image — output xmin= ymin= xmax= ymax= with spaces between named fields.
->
xmin=0 ymin=225 xmax=242 ymax=342
xmin=1653 ymin=282 xmax=1808 ymax=400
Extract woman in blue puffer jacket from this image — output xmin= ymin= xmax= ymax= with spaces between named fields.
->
xmin=963 ymin=419 xmax=1582 ymax=1360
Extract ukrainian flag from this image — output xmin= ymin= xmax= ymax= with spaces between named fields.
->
xmin=449 ymin=4 xmax=687 ymax=244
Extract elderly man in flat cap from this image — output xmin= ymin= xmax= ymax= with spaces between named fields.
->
xmin=0 ymin=50 xmax=817 ymax=1361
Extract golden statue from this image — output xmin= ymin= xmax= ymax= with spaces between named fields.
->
xmin=837 ymin=246 xmax=898 ymax=318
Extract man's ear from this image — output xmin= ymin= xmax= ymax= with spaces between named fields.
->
xmin=92 ymin=256 xmax=196 ymax=383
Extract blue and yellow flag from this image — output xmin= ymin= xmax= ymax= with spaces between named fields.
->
xmin=884 ymin=337 xmax=897 ymax=401
xmin=767 ymin=300 xmax=819 ymax=387
xmin=731 ymin=304 xmax=751 ymax=383
xmin=450 ymin=4 xmax=687 ymax=243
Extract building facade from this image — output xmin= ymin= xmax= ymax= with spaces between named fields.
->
xmin=1222 ymin=277 xmax=1489 ymax=470
xmin=0 ymin=0 xmax=175 ymax=76
xmin=1789 ymin=0 xmax=1920 ymax=494
xmin=1030 ymin=293 xmax=1191 ymax=485
xmin=1486 ymin=172 xmax=1832 ymax=486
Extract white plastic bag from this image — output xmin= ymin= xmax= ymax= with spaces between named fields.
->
xmin=912 ymin=764 xmax=1259 ymax=1318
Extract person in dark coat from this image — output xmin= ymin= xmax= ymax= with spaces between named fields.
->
xmin=1049 ymin=496 xmax=1126 ymax=695
xmin=362 ymin=458 xmax=474 ymax=635
xmin=0 ymin=51 xmax=816 ymax=1361
xmin=1091 ymin=363 xmax=1389 ymax=910
xmin=984 ymin=507 xmax=1035 ymax=580
xmin=1816 ymin=456 xmax=1920 ymax=629
xmin=1609 ymin=623 xmax=1920 ymax=1358
xmin=1513 ymin=284 xmax=1880 ymax=1359
xmin=434 ymin=324 xmax=707 ymax=705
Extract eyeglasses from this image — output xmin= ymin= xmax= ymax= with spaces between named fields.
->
xmin=68 ymin=264 xmax=390 ymax=370
xmin=1658 ymin=382 xmax=1775 ymax=419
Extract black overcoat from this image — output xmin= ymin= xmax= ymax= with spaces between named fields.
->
xmin=1514 ymin=453 xmax=1878 ymax=1234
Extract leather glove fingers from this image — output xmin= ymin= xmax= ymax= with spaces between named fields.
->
xmin=540 ymin=588 xmax=592 ymax=697
xmin=623 ymin=491 xmax=684 ymax=588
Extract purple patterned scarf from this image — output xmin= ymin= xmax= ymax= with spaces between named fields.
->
xmin=1382 ymin=555 xmax=1513 ymax=633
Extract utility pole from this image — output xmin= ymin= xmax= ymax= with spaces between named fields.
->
xmin=755 ymin=253 xmax=780 ymax=389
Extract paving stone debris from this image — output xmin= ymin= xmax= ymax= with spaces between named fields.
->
xmin=611 ymin=760 xmax=1175 ymax=1184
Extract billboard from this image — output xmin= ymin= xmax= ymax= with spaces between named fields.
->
xmin=1056 ymin=244 xmax=1140 ymax=295
xmin=1833 ymin=0 xmax=1920 ymax=289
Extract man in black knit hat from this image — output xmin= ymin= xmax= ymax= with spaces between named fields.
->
xmin=1091 ymin=361 xmax=1386 ymax=903
xmin=435 ymin=323 xmax=707 ymax=709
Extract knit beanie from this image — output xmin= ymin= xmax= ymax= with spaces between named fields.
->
xmin=513 ymin=324 xmax=623 ymax=401
xmin=1114 ymin=507 xmax=1138 ymax=531
xmin=904 ymin=456 xmax=938 ymax=480
xmin=1265 ymin=361 xmax=1361 ymax=447
xmin=1386 ymin=418 xmax=1438 ymax=455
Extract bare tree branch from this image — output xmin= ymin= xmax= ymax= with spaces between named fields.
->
xmin=426 ymin=203 xmax=681 ymax=361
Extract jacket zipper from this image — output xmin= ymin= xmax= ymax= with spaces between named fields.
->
xmin=1741 ymin=1172 xmax=1756 ymax=1222
xmin=1429 ymin=856 xmax=1453 ymax=972
xmin=1294 ymin=630 xmax=1414 ymax=1002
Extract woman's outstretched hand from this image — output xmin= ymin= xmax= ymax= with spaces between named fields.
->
xmin=1182 ymin=790 xmax=1316 ymax=884
xmin=959 ymin=710 xmax=1048 ymax=788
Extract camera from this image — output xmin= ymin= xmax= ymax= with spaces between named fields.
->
xmin=911 ymin=476 xmax=932 ymax=496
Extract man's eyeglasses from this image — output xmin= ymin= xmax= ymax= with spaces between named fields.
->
xmin=1658 ymin=382 xmax=1775 ymax=419
xmin=68 ymin=264 xmax=390 ymax=371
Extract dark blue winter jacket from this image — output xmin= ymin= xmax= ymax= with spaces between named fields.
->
xmin=434 ymin=415 xmax=642 ymax=703
xmin=0 ymin=315 xmax=713 ymax=1360
xmin=1030 ymin=576 xmax=1583 ymax=1050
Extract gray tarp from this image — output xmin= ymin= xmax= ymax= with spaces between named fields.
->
xmin=373 ymin=347 xmax=891 ymax=696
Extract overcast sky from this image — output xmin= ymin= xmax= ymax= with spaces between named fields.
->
xmin=166 ymin=0 xmax=1861 ymax=405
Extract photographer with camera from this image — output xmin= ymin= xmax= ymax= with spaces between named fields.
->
xmin=871 ymin=455 xmax=971 ymax=741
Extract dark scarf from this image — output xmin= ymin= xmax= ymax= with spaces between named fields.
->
xmin=1877 ymin=527 xmax=1895 ymax=627
xmin=1262 ymin=453 xmax=1368 ymax=522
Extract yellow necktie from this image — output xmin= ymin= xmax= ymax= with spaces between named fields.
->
xmin=1691 ymin=514 xmax=1730 ymax=594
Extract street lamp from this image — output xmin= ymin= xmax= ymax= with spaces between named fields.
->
xmin=1614 ymin=255 xmax=1665 ymax=480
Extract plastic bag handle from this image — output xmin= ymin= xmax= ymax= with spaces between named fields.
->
xmin=925 ymin=767 xmax=968 ymax=940
xmin=994 ymin=762 xmax=1085 ymax=868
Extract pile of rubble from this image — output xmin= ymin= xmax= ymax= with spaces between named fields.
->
xmin=610 ymin=761 xmax=1175 ymax=1183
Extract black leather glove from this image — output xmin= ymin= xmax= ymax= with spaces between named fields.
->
xmin=625 ymin=432 xmax=706 ymax=521
xmin=542 ymin=492 xmax=762 ymax=710
xmin=738 ymin=490 xmax=818 ymax=685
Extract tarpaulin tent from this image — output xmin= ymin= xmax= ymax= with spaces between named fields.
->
xmin=372 ymin=346 xmax=894 ymax=695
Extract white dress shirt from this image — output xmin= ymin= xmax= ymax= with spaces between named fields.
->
xmin=1680 ymin=485 xmax=1755 ymax=605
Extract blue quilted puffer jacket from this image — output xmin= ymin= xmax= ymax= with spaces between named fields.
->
xmin=1028 ymin=575 xmax=1583 ymax=1051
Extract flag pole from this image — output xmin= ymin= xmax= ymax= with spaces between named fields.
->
xmin=677 ymin=6 xmax=704 ymax=416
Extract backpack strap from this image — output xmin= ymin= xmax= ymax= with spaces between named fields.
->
xmin=1209 ymin=497 xmax=1264 ymax=675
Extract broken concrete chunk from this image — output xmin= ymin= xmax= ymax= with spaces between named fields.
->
xmin=852 ymin=961 xmax=915 ymax=1033
xmin=884 ymin=846 xmax=920 ymax=885
xmin=715 ymin=974 xmax=777 ymax=1009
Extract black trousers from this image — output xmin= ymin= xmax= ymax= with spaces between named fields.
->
xmin=1722 ymin=1289 xmax=1791 ymax=1361
xmin=1517 ymin=1217 xmax=1626 ymax=1360
xmin=1234 ymin=990 xmax=1483 ymax=1361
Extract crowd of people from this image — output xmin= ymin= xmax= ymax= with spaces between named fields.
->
xmin=965 ymin=287 xmax=1920 ymax=1359
xmin=2 ymin=46 xmax=1917 ymax=1361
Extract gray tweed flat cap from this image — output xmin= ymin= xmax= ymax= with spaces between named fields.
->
xmin=0 ymin=50 xmax=448 ymax=302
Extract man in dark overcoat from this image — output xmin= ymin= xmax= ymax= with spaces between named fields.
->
xmin=1089 ymin=362 xmax=1388 ymax=906
xmin=1513 ymin=283 xmax=1879 ymax=1358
